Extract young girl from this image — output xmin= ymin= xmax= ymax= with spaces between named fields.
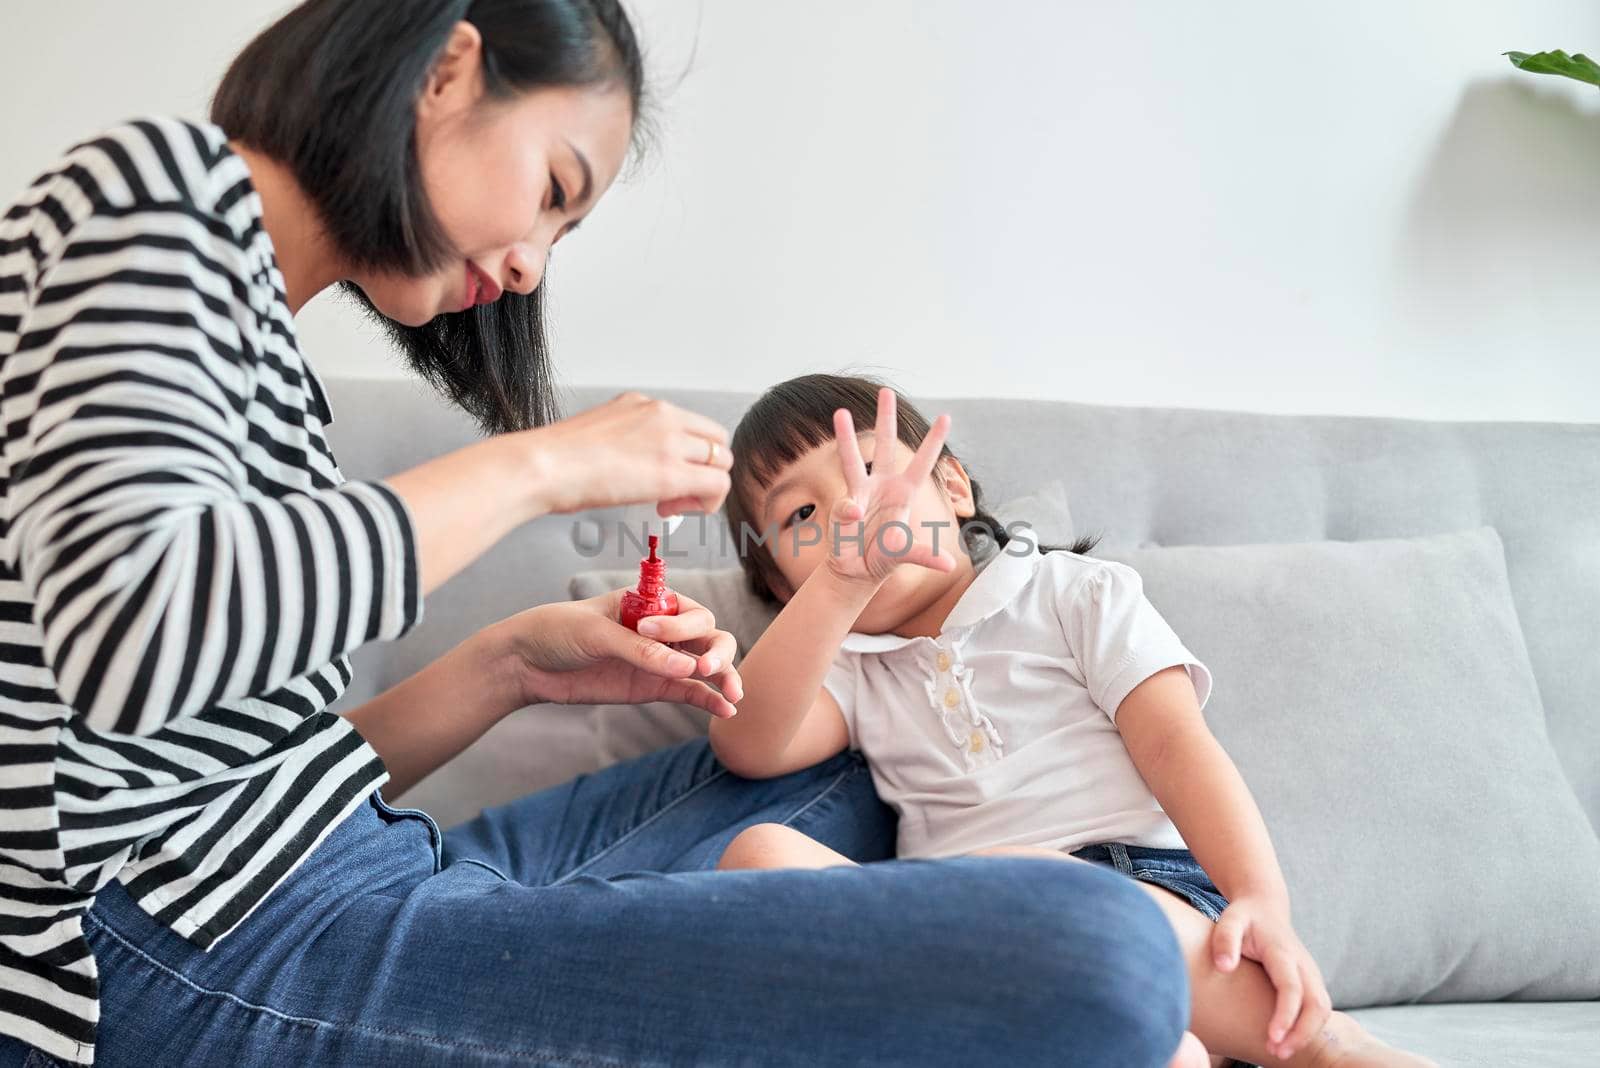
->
xmin=707 ymin=374 xmax=1433 ymax=1068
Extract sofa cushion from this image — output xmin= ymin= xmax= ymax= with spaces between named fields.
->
xmin=1346 ymin=1002 xmax=1600 ymax=1068
xmin=1105 ymin=527 xmax=1600 ymax=1007
xmin=577 ymin=524 xmax=1600 ymax=1008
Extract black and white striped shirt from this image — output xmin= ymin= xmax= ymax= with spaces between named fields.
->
xmin=0 ymin=117 xmax=422 ymax=1065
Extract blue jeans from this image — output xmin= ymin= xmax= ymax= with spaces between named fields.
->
xmin=3 ymin=740 xmax=1188 ymax=1067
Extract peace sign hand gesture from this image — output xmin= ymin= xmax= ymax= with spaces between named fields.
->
xmin=825 ymin=387 xmax=958 ymax=588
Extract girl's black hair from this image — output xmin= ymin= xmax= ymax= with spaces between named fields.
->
xmin=211 ymin=0 xmax=647 ymax=434
xmin=726 ymin=373 xmax=1100 ymax=605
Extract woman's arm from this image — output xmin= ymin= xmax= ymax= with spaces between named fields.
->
xmin=386 ymin=392 xmax=734 ymax=594
xmin=344 ymin=622 xmax=527 ymax=798
xmin=15 ymin=248 xmax=726 ymax=739
xmin=353 ymin=590 xmax=742 ymax=798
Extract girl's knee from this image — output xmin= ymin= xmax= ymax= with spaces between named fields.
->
xmin=717 ymin=822 xmax=812 ymax=870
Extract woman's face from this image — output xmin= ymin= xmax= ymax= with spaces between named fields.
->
xmin=352 ymin=24 xmax=635 ymax=326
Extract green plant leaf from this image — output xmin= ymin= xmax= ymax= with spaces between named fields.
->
xmin=1504 ymin=49 xmax=1600 ymax=87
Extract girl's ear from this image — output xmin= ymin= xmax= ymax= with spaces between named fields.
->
xmin=937 ymin=456 xmax=977 ymax=519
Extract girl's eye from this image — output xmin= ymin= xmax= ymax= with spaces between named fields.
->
xmin=549 ymin=174 xmax=568 ymax=212
xmin=785 ymin=503 xmax=815 ymax=528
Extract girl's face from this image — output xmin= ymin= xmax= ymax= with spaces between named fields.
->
xmin=754 ymin=433 xmax=978 ymax=634
xmin=351 ymin=23 xmax=634 ymax=326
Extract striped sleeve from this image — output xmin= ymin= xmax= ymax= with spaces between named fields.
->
xmin=4 ymin=202 xmax=422 ymax=737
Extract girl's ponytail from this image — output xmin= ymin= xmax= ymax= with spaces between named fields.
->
xmin=964 ymin=473 xmax=1099 ymax=559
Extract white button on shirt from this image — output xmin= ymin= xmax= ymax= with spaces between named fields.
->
xmin=822 ymin=543 xmax=1213 ymax=860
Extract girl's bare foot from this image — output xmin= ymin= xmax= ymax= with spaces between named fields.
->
xmin=1298 ymin=1011 xmax=1437 ymax=1068
xmin=1167 ymin=1029 xmax=1209 ymax=1068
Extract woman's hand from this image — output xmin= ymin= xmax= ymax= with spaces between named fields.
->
xmin=496 ymin=590 xmax=743 ymax=719
xmin=825 ymin=387 xmax=956 ymax=588
xmin=525 ymin=392 xmax=734 ymax=517
xmin=1211 ymin=895 xmax=1333 ymax=1060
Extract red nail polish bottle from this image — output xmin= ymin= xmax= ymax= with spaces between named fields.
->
xmin=620 ymin=534 xmax=679 ymax=632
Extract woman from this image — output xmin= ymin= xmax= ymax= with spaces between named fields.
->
xmin=0 ymin=2 xmax=1190 ymax=1065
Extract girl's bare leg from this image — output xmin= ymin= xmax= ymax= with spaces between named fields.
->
xmin=716 ymin=822 xmax=857 ymax=870
xmin=974 ymin=846 xmax=1435 ymax=1068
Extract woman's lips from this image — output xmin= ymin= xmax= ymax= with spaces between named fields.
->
xmin=465 ymin=262 xmax=502 ymax=309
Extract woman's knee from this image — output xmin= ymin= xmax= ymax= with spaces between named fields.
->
xmin=937 ymin=856 xmax=1191 ymax=1066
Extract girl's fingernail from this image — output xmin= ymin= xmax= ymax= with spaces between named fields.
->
xmin=638 ymin=620 xmax=660 ymax=637
xmin=703 ymin=656 xmax=722 ymax=673
xmin=670 ymin=653 xmax=696 ymax=672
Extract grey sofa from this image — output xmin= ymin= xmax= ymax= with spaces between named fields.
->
xmin=325 ymin=375 xmax=1600 ymax=1068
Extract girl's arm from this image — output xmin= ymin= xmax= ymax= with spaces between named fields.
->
xmin=707 ymin=568 xmax=865 ymax=778
xmin=1116 ymin=667 xmax=1333 ymax=1055
xmin=1114 ymin=667 xmax=1289 ymax=908
xmin=712 ymin=388 xmax=955 ymax=779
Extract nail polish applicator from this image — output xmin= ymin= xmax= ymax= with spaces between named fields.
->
xmin=617 ymin=507 xmax=683 ymax=632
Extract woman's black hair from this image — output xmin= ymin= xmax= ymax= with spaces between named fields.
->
xmin=211 ymin=0 xmax=647 ymax=434
xmin=726 ymin=373 xmax=1101 ymax=605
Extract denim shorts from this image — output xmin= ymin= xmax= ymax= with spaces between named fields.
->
xmin=1071 ymin=842 xmax=1230 ymax=921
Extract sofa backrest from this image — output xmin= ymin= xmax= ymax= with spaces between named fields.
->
xmin=324 ymin=376 xmax=1600 ymax=831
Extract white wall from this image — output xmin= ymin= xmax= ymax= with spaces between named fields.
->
xmin=4 ymin=1 xmax=1598 ymax=422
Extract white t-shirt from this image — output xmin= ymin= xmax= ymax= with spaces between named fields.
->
xmin=822 ymin=542 xmax=1212 ymax=859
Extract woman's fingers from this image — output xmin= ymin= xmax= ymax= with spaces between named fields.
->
xmin=663 ymin=461 xmax=731 ymax=514
xmin=654 ymin=496 xmax=703 ymax=517
xmin=678 ymin=627 xmax=737 ymax=675
xmin=608 ymin=392 xmax=729 ymax=446
xmin=635 ymin=599 xmax=743 ymax=703
xmin=635 ymin=603 xmax=738 ymax=667
xmin=670 ymin=430 xmax=734 ymax=513
xmin=655 ymin=677 xmax=738 ymax=719
xmin=678 ymin=645 xmax=742 ymax=704
xmin=658 ymin=399 xmax=729 ymax=448
xmin=677 ymin=431 xmax=733 ymax=471
xmin=634 ymin=604 xmax=715 ymax=642
xmin=546 ymin=394 xmax=733 ymax=515
xmin=592 ymin=617 xmax=699 ymax=679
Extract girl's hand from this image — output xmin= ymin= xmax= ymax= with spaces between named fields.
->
xmin=826 ymin=387 xmax=957 ymax=587
xmin=525 ymin=392 xmax=733 ymax=517
xmin=497 ymin=591 xmax=742 ymax=719
xmin=1212 ymin=895 xmax=1332 ymax=1060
